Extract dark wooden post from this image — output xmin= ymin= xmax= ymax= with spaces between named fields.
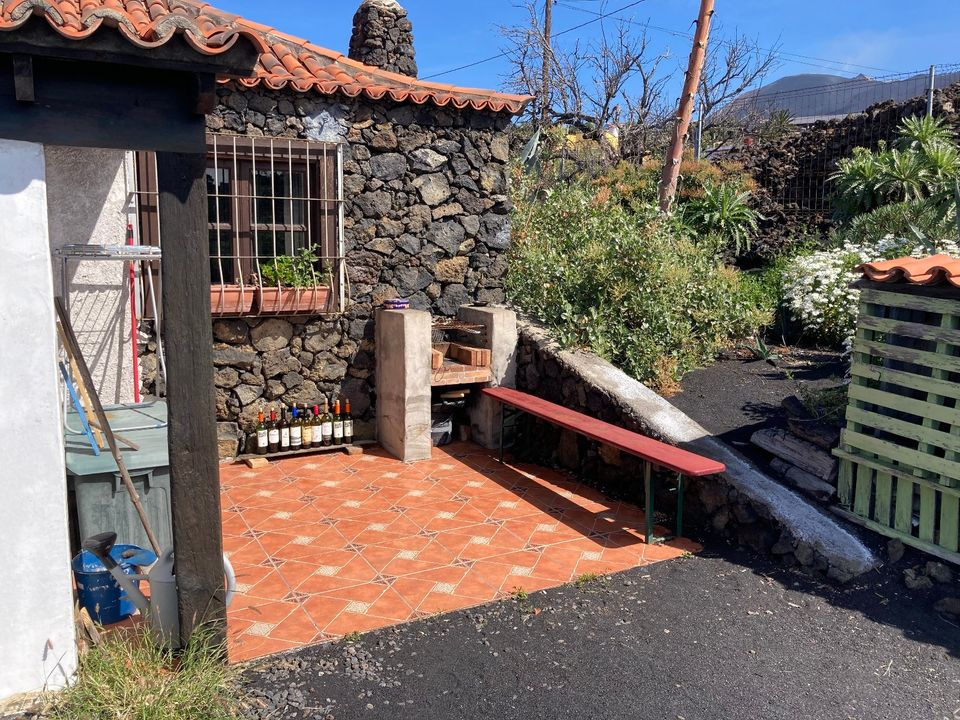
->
xmin=156 ymin=150 xmax=226 ymax=647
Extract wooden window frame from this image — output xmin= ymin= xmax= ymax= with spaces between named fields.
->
xmin=135 ymin=135 xmax=343 ymax=317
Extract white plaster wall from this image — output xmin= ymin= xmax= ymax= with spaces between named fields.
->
xmin=45 ymin=146 xmax=137 ymax=404
xmin=0 ymin=139 xmax=77 ymax=701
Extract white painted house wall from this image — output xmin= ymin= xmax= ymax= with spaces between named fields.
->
xmin=45 ymin=146 xmax=137 ymax=404
xmin=0 ymin=139 xmax=77 ymax=702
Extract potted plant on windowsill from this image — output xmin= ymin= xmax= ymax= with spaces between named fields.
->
xmin=256 ymin=248 xmax=332 ymax=315
xmin=211 ymin=283 xmax=255 ymax=316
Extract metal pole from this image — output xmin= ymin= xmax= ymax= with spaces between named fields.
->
xmin=541 ymin=0 xmax=553 ymax=126
xmin=658 ymin=0 xmax=715 ymax=213
xmin=694 ymin=101 xmax=704 ymax=161
xmin=927 ymin=65 xmax=936 ymax=118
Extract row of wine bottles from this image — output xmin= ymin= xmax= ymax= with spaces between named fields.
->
xmin=253 ymin=398 xmax=353 ymax=455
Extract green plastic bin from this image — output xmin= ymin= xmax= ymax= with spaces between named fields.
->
xmin=65 ymin=402 xmax=172 ymax=551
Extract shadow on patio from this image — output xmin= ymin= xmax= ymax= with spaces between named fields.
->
xmin=219 ymin=442 xmax=698 ymax=662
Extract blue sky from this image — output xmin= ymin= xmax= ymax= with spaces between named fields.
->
xmin=215 ymin=0 xmax=960 ymax=94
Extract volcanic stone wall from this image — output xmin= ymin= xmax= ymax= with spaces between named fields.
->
xmin=141 ymin=83 xmax=514 ymax=455
xmin=348 ymin=0 xmax=418 ymax=79
xmin=730 ymin=82 xmax=960 ymax=261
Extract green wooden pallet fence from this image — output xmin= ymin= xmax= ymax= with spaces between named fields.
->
xmin=835 ymin=286 xmax=960 ymax=562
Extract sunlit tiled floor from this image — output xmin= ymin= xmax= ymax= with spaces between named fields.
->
xmin=220 ymin=442 xmax=698 ymax=662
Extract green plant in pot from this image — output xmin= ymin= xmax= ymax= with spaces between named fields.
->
xmin=257 ymin=247 xmax=332 ymax=314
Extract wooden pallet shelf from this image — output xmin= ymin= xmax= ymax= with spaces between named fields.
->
xmin=835 ymin=287 xmax=960 ymax=563
xmin=236 ymin=440 xmax=376 ymax=463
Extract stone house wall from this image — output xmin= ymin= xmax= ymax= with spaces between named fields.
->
xmin=141 ymin=82 xmax=516 ymax=454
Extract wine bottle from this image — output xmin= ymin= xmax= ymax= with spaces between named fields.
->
xmin=268 ymin=408 xmax=280 ymax=454
xmin=256 ymin=410 xmax=269 ymax=456
xmin=332 ymin=399 xmax=344 ymax=445
xmin=311 ymin=405 xmax=323 ymax=448
xmin=290 ymin=404 xmax=303 ymax=449
xmin=279 ymin=407 xmax=290 ymax=451
xmin=320 ymin=397 xmax=333 ymax=446
xmin=302 ymin=404 xmax=314 ymax=448
xmin=343 ymin=398 xmax=354 ymax=445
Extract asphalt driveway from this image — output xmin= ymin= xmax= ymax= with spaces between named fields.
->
xmin=239 ymin=541 xmax=960 ymax=720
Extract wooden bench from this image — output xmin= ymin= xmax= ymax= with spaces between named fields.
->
xmin=481 ymin=386 xmax=725 ymax=544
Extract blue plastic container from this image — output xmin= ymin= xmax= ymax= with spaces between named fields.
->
xmin=71 ymin=545 xmax=157 ymax=625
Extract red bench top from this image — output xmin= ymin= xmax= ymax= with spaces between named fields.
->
xmin=482 ymin=386 xmax=725 ymax=478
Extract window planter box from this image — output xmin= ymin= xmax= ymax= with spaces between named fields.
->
xmin=211 ymin=285 xmax=254 ymax=316
xmin=256 ymin=286 xmax=331 ymax=315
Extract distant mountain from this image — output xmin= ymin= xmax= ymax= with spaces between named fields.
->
xmin=726 ymin=70 xmax=960 ymax=122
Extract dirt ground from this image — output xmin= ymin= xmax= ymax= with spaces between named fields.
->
xmin=667 ymin=346 xmax=847 ymax=467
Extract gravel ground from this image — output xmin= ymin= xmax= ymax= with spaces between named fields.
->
xmin=238 ymin=542 xmax=960 ymax=720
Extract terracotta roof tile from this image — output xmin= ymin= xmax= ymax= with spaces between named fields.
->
xmin=0 ymin=0 xmax=533 ymax=114
xmin=857 ymin=254 xmax=960 ymax=288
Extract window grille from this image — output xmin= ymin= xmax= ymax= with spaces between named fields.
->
xmin=133 ymin=135 xmax=346 ymax=317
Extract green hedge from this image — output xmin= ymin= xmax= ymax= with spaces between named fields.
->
xmin=507 ymin=180 xmax=768 ymax=392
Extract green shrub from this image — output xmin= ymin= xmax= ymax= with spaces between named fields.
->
xmin=508 ymin=181 xmax=768 ymax=392
xmin=680 ymin=182 xmax=761 ymax=256
xmin=259 ymin=247 xmax=324 ymax=288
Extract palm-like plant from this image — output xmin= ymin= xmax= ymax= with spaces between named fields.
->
xmin=831 ymin=115 xmax=960 ymax=230
xmin=681 ymin=182 xmax=760 ymax=256
xmin=896 ymin=115 xmax=955 ymax=152
xmin=831 ymin=147 xmax=885 ymax=217
xmin=876 ymin=148 xmax=931 ymax=201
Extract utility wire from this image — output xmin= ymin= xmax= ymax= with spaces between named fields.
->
xmin=420 ymin=0 xmax=650 ymax=80
xmin=555 ymin=1 xmax=899 ymax=74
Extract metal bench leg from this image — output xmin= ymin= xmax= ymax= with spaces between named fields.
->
xmin=676 ymin=473 xmax=684 ymax=539
xmin=498 ymin=403 xmax=505 ymax=464
xmin=644 ymin=461 xmax=654 ymax=544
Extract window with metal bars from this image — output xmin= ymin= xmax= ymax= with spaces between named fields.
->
xmin=134 ymin=135 xmax=345 ymax=317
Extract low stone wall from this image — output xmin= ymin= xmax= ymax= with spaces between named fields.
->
xmin=513 ymin=316 xmax=877 ymax=582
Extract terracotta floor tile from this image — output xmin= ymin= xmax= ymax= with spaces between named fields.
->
xmin=387 ymin=576 xmax=439 ymax=610
xmin=230 ymin=634 xmax=301 ymax=663
xmin=266 ymin=608 xmax=321 ymax=644
xmin=302 ymin=595 xmax=351 ymax=627
xmin=231 ymin=599 xmax=300 ymax=625
xmin=320 ymin=581 xmax=391 ymax=605
xmin=244 ymin=570 xmax=290 ymax=601
xmin=322 ymin=610 xmax=396 ymax=636
xmin=295 ymin=571 xmax=363 ymax=596
xmin=366 ymin=588 xmax=417 ymax=621
xmin=417 ymin=591 xmax=485 ymax=616
xmin=222 ymin=442 xmax=699 ymax=663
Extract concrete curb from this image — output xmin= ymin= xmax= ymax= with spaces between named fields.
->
xmin=517 ymin=318 xmax=879 ymax=580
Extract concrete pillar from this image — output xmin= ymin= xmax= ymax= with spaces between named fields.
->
xmin=458 ymin=306 xmax=518 ymax=450
xmin=0 ymin=139 xmax=77 ymax=702
xmin=376 ymin=309 xmax=432 ymax=461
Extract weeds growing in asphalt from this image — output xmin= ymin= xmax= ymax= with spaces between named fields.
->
xmin=45 ymin=624 xmax=239 ymax=720
xmin=574 ymin=572 xmax=605 ymax=590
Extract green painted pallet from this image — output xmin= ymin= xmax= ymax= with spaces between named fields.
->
xmin=835 ymin=287 xmax=960 ymax=563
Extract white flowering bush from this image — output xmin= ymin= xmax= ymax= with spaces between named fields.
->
xmin=783 ymin=236 xmax=960 ymax=345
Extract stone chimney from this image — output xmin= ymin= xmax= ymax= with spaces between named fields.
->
xmin=348 ymin=0 xmax=418 ymax=78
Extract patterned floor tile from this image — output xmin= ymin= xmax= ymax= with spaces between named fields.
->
xmin=223 ymin=442 xmax=698 ymax=663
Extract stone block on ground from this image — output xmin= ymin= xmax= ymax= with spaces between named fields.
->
xmin=770 ymin=458 xmax=836 ymax=502
xmin=751 ymin=428 xmax=838 ymax=481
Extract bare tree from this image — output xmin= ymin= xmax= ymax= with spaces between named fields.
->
xmin=697 ymin=27 xmax=781 ymax=153
xmin=500 ymin=1 xmax=671 ymax=160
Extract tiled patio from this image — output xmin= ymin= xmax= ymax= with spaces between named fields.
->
xmin=220 ymin=442 xmax=698 ymax=663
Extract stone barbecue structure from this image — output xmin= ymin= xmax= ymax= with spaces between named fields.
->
xmin=137 ymin=0 xmax=532 ymax=455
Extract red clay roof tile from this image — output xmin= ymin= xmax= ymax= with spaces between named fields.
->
xmin=0 ymin=0 xmax=533 ymax=114
xmin=857 ymin=254 xmax=960 ymax=288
